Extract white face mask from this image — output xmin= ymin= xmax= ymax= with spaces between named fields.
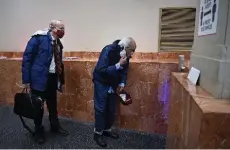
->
xmin=120 ymin=49 xmax=126 ymax=57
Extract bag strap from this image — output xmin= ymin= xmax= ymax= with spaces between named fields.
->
xmin=19 ymin=116 xmax=35 ymax=136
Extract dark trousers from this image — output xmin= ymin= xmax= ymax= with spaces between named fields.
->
xmin=31 ymin=73 xmax=59 ymax=129
xmin=94 ymin=81 xmax=117 ymax=133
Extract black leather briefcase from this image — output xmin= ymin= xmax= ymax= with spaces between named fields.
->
xmin=14 ymin=88 xmax=37 ymax=135
xmin=14 ymin=88 xmax=35 ymax=119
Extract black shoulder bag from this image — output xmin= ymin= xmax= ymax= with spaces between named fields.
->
xmin=14 ymin=88 xmax=35 ymax=135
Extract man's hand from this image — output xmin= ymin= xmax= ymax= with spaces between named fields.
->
xmin=117 ymin=85 xmax=125 ymax=94
xmin=16 ymin=83 xmax=30 ymax=92
xmin=17 ymin=83 xmax=30 ymax=89
xmin=22 ymin=83 xmax=30 ymax=91
xmin=119 ymin=56 xmax=127 ymax=66
xmin=23 ymin=83 xmax=30 ymax=88
xmin=118 ymin=86 xmax=124 ymax=92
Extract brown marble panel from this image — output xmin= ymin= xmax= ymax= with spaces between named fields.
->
xmin=87 ymin=99 xmax=95 ymax=121
xmin=65 ymin=52 xmax=100 ymax=59
xmin=0 ymin=51 xmax=191 ymax=61
xmin=167 ymin=73 xmax=206 ymax=148
xmin=118 ymin=62 xmax=160 ymax=132
xmin=119 ymin=114 xmax=142 ymax=131
xmin=57 ymin=93 xmax=75 ymax=119
xmin=0 ymin=52 xmax=23 ymax=58
xmin=187 ymin=97 xmax=202 ymax=148
xmin=198 ymin=113 xmax=230 ymax=148
xmin=0 ymin=52 xmax=14 ymax=58
xmin=139 ymin=116 xmax=156 ymax=133
xmin=174 ymin=73 xmax=213 ymax=98
xmin=0 ymin=57 xmax=184 ymax=135
xmin=132 ymin=52 xmax=158 ymax=60
xmin=181 ymin=91 xmax=198 ymax=148
xmin=72 ymin=109 xmax=90 ymax=122
xmin=194 ymin=97 xmax=230 ymax=114
xmin=167 ymin=72 xmax=230 ymax=149
xmin=166 ymin=73 xmax=183 ymax=148
xmin=179 ymin=89 xmax=191 ymax=148
xmin=62 ymin=61 xmax=95 ymax=122
xmin=0 ymin=60 xmax=22 ymax=105
xmin=157 ymin=63 xmax=178 ymax=134
xmin=158 ymin=51 xmax=191 ymax=60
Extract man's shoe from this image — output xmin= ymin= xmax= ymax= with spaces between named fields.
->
xmin=51 ymin=127 xmax=69 ymax=136
xmin=103 ymin=130 xmax=119 ymax=139
xmin=94 ymin=133 xmax=107 ymax=148
xmin=34 ymin=126 xmax=46 ymax=144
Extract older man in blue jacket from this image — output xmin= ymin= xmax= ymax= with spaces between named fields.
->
xmin=93 ymin=37 xmax=136 ymax=147
xmin=22 ymin=20 xmax=68 ymax=144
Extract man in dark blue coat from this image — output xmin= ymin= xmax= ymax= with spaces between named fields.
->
xmin=22 ymin=20 xmax=68 ymax=144
xmin=93 ymin=37 xmax=136 ymax=147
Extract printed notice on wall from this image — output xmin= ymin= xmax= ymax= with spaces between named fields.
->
xmin=198 ymin=0 xmax=219 ymax=36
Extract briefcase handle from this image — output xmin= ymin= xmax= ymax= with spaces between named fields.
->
xmin=21 ymin=88 xmax=28 ymax=93
xmin=16 ymin=83 xmax=31 ymax=94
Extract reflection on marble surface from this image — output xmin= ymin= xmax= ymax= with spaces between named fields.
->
xmin=0 ymin=51 xmax=191 ymax=60
xmin=167 ymin=72 xmax=230 ymax=149
xmin=1 ymin=51 xmax=191 ymax=68
xmin=0 ymin=51 xmax=190 ymax=135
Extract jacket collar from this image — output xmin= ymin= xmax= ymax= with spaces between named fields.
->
xmin=112 ymin=39 xmax=122 ymax=51
xmin=47 ymin=31 xmax=53 ymax=41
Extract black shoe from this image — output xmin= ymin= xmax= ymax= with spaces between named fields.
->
xmin=51 ymin=127 xmax=69 ymax=136
xmin=34 ymin=126 xmax=46 ymax=144
xmin=94 ymin=133 xmax=107 ymax=148
xmin=103 ymin=130 xmax=119 ymax=139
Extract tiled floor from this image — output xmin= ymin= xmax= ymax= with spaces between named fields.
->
xmin=0 ymin=106 xmax=166 ymax=149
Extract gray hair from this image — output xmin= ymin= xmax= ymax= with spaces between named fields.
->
xmin=118 ymin=37 xmax=137 ymax=51
xmin=48 ymin=20 xmax=62 ymax=30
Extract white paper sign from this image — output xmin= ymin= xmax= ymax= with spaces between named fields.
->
xmin=187 ymin=67 xmax=200 ymax=85
xmin=198 ymin=0 xmax=219 ymax=36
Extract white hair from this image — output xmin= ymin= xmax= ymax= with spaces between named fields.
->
xmin=118 ymin=37 xmax=136 ymax=51
xmin=48 ymin=20 xmax=63 ymax=30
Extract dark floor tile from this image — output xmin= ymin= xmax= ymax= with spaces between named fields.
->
xmin=0 ymin=106 xmax=166 ymax=149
